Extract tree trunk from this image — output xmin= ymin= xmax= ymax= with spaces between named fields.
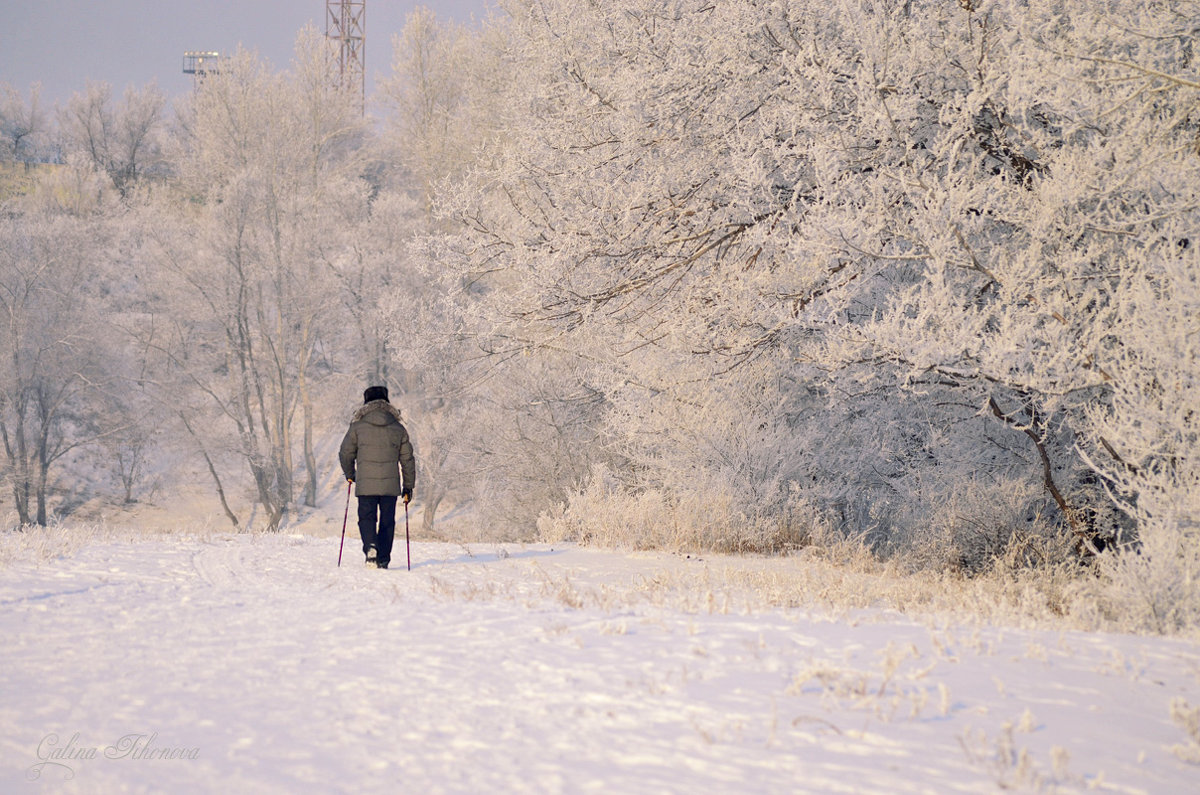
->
xmin=180 ymin=412 xmax=239 ymax=528
xmin=204 ymin=449 xmax=240 ymax=529
xmin=1 ymin=420 xmax=33 ymax=526
xmin=987 ymin=395 xmax=1093 ymax=553
xmin=422 ymin=489 xmax=444 ymax=534
xmin=12 ymin=479 xmax=32 ymax=527
xmin=35 ymin=477 xmax=48 ymax=526
xmin=299 ymin=367 xmax=318 ymax=508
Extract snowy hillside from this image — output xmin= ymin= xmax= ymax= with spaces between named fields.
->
xmin=3 ymin=528 xmax=1198 ymax=793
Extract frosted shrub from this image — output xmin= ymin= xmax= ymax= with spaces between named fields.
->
xmin=538 ymin=465 xmax=722 ymax=551
xmin=896 ymin=475 xmax=1062 ymax=575
xmin=538 ymin=465 xmax=817 ymax=553
xmin=1169 ymin=699 xmax=1200 ymax=764
xmin=0 ymin=523 xmax=155 ymax=566
xmin=1080 ymin=513 xmax=1200 ymax=636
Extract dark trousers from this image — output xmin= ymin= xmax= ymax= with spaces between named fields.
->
xmin=357 ymin=495 xmax=397 ymax=564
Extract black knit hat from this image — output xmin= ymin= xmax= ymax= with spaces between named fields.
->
xmin=363 ymin=385 xmax=389 ymax=404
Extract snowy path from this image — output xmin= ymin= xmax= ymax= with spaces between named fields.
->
xmin=2 ymin=533 xmax=1199 ymax=793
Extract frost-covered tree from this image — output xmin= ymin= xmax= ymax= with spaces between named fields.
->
xmin=434 ymin=0 xmax=1200 ymax=578
xmin=58 ymin=81 xmax=166 ymax=198
xmin=0 ymin=214 xmax=120 ymax=525
xmin=1083 ymin=240 xmax=1200 ymax=631
xmin=377 ymin=6 xmax=512 ymax=209
xmin=142 ymin=31 xmax=368 ymax=529
xmin=377 ymin=6 xmax=472 ymax=212
xmin=373 ymin=8 xmax=547 ymax=535
xmin=0 ymin=82 xmax=48 ymax=166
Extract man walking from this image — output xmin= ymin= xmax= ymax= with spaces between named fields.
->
xmin=339 ymin=385 xmax=416 ymax=569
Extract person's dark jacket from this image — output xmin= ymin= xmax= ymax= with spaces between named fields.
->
xmin=339 ymin=400 xmax=415 ymax=497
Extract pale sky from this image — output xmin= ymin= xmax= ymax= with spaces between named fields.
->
xmin=1 ymin=1 xmax=493 ymax=110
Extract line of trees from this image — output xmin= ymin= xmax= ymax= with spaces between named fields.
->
xmin=2 ymin=27 xmax=411 ymax=531
xmin=1 ymin=2 xmax=1196 ymax=630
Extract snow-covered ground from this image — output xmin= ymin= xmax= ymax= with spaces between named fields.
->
xmin=3 ymin=528 xmax=1199 ymax=793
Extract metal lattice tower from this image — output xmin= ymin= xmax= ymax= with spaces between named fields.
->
xmin=326 ymin=0 xmax=365 ymax=109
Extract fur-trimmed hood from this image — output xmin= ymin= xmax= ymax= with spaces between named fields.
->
xmin=353 ymin=399 xmax=403 ymax=425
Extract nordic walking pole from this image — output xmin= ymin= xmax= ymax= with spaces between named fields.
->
xmin=337 ymin=480 xmax=351 ymax=567
xmin=405 ymin=497 xmax=411 ymax=571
